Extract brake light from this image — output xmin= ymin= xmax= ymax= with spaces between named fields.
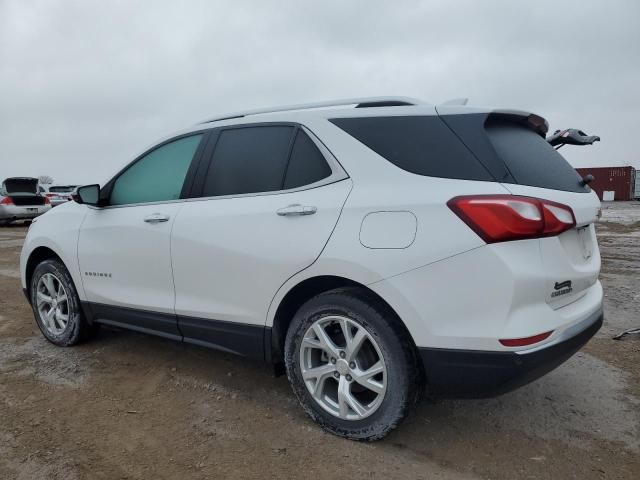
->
xmin=1 ymin=197 xmax=13 ymax=205
xmin=43 ymin=196 xmax=51 ymax=205
xmin=448 ymin=195 xmax=575 ymax=243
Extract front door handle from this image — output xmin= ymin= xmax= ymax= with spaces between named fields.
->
xmin=143 ymin=213 xmax=170 ymax=224
xmin=277 ymin=204 xmax=317 ymax=217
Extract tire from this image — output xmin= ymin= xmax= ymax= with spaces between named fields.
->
xmin=284 ymin=287 xmax=421 ymax=441
xmin=30 ymin=258 xmax=98 ymax=346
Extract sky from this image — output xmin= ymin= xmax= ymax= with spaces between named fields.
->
xmin=1 ymin=0 xmax=639 ymax=185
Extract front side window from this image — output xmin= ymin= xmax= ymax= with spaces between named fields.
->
xmin=110 ymin=134 xmax=203 ymax=206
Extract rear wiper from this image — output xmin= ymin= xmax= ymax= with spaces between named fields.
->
xmin=547 ymin=128 xmax=600 ymax=150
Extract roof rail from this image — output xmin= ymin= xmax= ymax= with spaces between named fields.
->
xmin=199 ymin=96 xmax=424 ymax=124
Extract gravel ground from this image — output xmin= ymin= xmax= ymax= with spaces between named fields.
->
xmin=1 ymin=202 xmax=639 ymax=479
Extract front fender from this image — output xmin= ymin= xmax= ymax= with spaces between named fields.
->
xmin=20 ymin=203 xmax=88 ymax=300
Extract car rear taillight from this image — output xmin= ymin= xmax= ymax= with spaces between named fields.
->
xmin=447 ymin=195 xmax=575 ymax=243
xmin=0 ymin=197 xmax=13 ymax=205
xmin=43 ymin=196 xmax=51 ymax=205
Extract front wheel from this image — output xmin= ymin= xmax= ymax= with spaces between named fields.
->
xmin=284 ymin=288 xmax=421 ymax=440
xmin=30 ymin=259 xmax=97 ymax=346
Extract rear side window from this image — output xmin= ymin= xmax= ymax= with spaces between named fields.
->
xmin=110 ymin=134 xmax=203 ymax=205
xmin=201 ymin=126 xmax=333 ymax=197
xmin=202 ymin=126 xmax=294 ymax=197
xmin=284 ymin=130 xmax=332 ymax=189
xmin=485 ymin=121 xmax=586 ymax=192
xmin=330 ymin=116 xmax=493 ymax=181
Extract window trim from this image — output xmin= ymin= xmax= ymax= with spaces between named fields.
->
xmin=98 ymin=130 xmax=210 ymax=209
xmin=186 ymin=121 xmax=348 ymax=202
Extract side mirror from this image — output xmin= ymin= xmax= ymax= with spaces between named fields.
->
xmin=73 ymin=184 xmax=101 ymax=206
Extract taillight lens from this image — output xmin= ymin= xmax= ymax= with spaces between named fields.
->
xmin=1 ymin=196 xmax=13 ymax=205
xmin=448 ymin=195 xmax=575 ymax=243
xmin=43 ymin=196 xmax=51 ymax=205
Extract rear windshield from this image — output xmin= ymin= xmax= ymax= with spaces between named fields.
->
xmin=330 ymin=116 xmax=493 ymax=181
xmin=49 ymin=186 xmax=76 ymax=193
xmin=485 ymin=121 xmax=587 ymax=193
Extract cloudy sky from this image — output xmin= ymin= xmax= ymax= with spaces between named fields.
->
xmin=1 ymin=0 xmax=639 ymax=185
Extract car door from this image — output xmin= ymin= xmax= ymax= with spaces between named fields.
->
xmin=77 ymin=132 xmax=207 ymax=338
xmin=171 ymin=124 xmax=351 ymax=357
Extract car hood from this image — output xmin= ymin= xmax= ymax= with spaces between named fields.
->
xmin=2 ymin=177 xmax=39 ymax=194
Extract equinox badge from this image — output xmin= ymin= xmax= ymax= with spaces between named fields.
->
xmin=552 ymin=280 xmax=573 ymax=297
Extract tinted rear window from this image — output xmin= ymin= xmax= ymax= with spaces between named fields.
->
xmin=202 ymin=126 xmax=294 ymax=197
xmin=486 ymin=121 xmax=586 ymax=193
xmin=283 ymin=130 xmax=332 ymax=189
xmin=330 ymin=116 xmax=493 ymax=181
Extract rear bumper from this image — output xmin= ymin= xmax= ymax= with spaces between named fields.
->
xmin=0 ymin=204 xmax=50 ymax=220
xmin=419 ymin=306 xmax=603 ymax=399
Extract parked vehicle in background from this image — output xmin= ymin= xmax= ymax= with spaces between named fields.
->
xmin=0 ymin=177 xmax=51 ymax=225
xmin=45 ymin=185 xmax=78 ymax=207
xmin=20 ymin=97 xmax=603 ymax=440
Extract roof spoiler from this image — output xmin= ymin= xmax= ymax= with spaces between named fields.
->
xmin=485 ymin=111 xmax=549 ymax=137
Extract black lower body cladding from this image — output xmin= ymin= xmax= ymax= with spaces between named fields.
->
xmin=419 ymin=308 xmax=603 ymax=399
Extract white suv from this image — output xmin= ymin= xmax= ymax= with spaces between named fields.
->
xmin=20 ymin=97 xmax=603 ymax=440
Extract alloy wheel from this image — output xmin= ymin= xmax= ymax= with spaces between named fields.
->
xmin=36 ymin=273 xmax=70 ymax=335
xmin=299 ymin=315 xmax=387 ymax=420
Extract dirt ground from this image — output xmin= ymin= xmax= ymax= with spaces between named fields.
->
xmin=1 ymin=203 xmax=639 ymax=480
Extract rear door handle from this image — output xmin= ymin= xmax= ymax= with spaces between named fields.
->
xmin=276 ymin=204 xmax=317 ymax=217
xmin=143 ymin=213 xmax=170 ymax=224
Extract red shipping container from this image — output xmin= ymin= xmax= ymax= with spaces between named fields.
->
xmin=575 ymin=166 xmax=636 ymax=201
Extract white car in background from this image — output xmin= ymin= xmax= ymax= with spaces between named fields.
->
xmin=44 ymin=185 xmax=78 ymax=207
xmin=0 ymin=177 xmax=51 ymax=225
xmin=19 ymin=97 xmax=603 ymax=440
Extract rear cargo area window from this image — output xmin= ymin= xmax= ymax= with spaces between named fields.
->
xmin=485 ymin=121 xmax=587 ymax=193
xmin=329 ymin=116 xmax=493 ymax=181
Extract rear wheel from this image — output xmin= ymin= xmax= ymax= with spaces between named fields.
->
xmin=285 ymin=288 xmax=420 ymax=440
xmin=30 ymin=259 xmax=97 ymax=346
